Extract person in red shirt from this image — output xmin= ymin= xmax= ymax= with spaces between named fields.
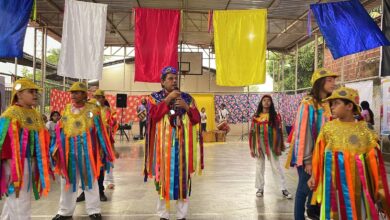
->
xmin=144 ymin=66 xmax=204 ymax=220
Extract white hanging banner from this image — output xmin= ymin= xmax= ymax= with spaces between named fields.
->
xmin=381 ymin=78 xmax=390 ymax=135
xmin=345 ymin=80 xmax=373 ymax=106
xmin=58 ymin=0 xmax=107 ymax=80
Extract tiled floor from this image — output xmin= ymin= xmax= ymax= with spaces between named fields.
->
xmin=0 ymin=138 xmax=315 ymax=219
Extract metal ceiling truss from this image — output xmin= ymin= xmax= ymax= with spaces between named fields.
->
xmin=34 ymin=0 xmax=381 ymax=52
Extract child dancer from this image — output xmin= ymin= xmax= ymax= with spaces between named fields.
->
xmin=249 ymin=95 xmax=292 ymax=199
xmin=0 ymin=78 xmax=51 ymax=219
xmin=308 ymin=87 xmax=390 ymax=219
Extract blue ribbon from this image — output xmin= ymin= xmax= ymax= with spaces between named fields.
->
xmin=34 ymin=131 xmax=45 ymax=189
xmin=82 ymin=132 xmax=93 ymax=190
xmin=49 ymin=135 xmax=56 ymax=167
xmin=69 ymin=138 xmax=77 ymax=192
xmin=338 ymin=152 xmax=353 ymax=220
xmin=324 ymin=151 xmax=332 ymax=220
xmin=0 ymin=118 xmax=10 ymax=147
xmin=316 ymin=109 xmax=323 ymax=137
xmin=93 ymin=117 xmax=109 ymax=162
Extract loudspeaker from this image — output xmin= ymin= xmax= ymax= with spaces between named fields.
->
xmin=116 ymin=94 xmax=127 ymax=108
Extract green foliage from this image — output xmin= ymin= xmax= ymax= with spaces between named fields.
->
xmin=269 ymin=37 xmax=324 ymax=92
xmin=47 ymin=48 xmax=60 ymax=65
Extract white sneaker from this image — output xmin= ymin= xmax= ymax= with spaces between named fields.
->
xmin=282 ymin=189 xmax=293 ymax=199
xmin=256 ymin=189 xmax=264 ymax=197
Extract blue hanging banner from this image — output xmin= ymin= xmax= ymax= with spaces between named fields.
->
xmin=0 ymin=0 xmax=34 ymax=58
xmin=311 ymin=0 xmax=390 ymax=59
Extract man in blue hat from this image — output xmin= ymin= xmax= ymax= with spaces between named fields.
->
xmin=144 ymin=66 xmax=204 ymax=220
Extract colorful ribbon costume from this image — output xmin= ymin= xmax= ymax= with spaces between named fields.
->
xmin=311 ymin=120 xmax=390 ymax=219
xmin=51 ymin=103 xmax=115 ymax=192
xmin=249 ymin=113 xmax=285 ymax=159
xmin=286 ymin=95 xmax=332 ymax=168
xmin=144 ymin=90 xmax=204 ymax=203
xmin=0 ymin=105 xmax=51 ymax=199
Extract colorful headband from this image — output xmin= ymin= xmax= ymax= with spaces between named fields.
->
xmin=161 ymin=66 xmax=177 ymax=79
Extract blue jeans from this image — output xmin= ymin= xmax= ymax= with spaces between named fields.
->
xmin=294 ymin=166 xmax=319 ymax=220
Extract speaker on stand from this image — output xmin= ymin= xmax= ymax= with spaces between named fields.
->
xmin=116 ymin=94 xmax=129 ymax=141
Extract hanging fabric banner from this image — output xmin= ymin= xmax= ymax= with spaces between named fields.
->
xmin=58 ymin=0 xmax=107 ymax=80
xmin=0 ymin=0 xmax=33 ymax=58
xmin=134 ymin=8 xmax=180 ymax=83
xmin=381 ymin=0 xmax=390 ymax=76
xmin=381 ymin=78 xmax=390 ymax=135
xmin=311 ymin=0 xmax=390 ymax=59
xmin=192 ymin=94 xmax=216 ymax=130
xmin=213 ymin=9 xmax=267 ymax=86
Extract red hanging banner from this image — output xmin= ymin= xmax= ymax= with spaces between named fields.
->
xmin=134 ymin=8 xmax=180 ymax=82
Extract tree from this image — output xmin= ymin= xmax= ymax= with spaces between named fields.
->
xmin=21 ymin=67 xmax=42 ymax=81
xmin=47 ymin=48 xmax=60 ymax=65
xmin=270 ymin=37 xmax=324 ymax=92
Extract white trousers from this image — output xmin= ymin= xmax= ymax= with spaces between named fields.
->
xmin=157 ymin=198 xmax=189 ymax=219
xmin=104 ymin=168 xmax=114 ymax=185
xmin=1 ymin=159 xmax=31 ymax=220
xmin=57 ymin=174 xmax=100 ymax=216
xmin=255 ymin=154 xmax=287 ymax=191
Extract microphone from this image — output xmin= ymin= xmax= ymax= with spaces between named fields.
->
xmin=169 ymin=87 xmax=180 ymax=116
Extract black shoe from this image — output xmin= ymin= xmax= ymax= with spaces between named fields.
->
xmin=52 ymin=214 xmax=72 ymax=220
xmin=89 ymin=213 xmax=102 ymax=220
xmin=177 ymin=219 xmax=186 ymax=220
xmin=306 ymin=208 xmax=320 ymax=220
xmin=160 ymin=218 xmax=169 ymax=220
xmin=76 ymin=192 xmax=85 ymax=202
xmin=100 ymin=192 xmax=108 ymax=202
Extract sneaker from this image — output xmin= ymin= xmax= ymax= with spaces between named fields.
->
xmin=89 ymin=213 xmax=102 ymax=220
xmin=282 ymin=190 xmax=293 ymax=199
xmin=256 ymin=189 xmax=264 ymax=197
xmin=52 ymin=214 xmax=72 ymax=220
xmin=76 ymin=192 xmax=85 ymax=202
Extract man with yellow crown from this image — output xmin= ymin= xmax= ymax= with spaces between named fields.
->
xmin=51 ymin=82 xmax=115 ymax=220
xmin=76 ymin=89 xmax=119 ymax=202
xmin=144 ymin=66 xmax=204 ymax=220
xmin=0 ymin=78 xmax=51 ymax=219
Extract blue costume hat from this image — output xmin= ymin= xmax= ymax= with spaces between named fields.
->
xmin=161 ymin=66 xmax=177 ymax=79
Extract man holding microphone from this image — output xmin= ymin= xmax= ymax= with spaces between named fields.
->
xmin=144 ymin=66 xmax=204 ymax=220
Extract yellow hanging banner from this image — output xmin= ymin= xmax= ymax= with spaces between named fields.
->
xmin=213 ymin=9 xmax=267 ymax=86
xmin=191 ymin=94 xmax=216 ymax=131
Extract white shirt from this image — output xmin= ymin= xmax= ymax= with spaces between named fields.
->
xmin=46 ymin=121 xmax=57 ymax=136
xmin=218 ymin=109 xmax=229 ymax=122
xmin=200 ymin=112 xmax=207 ymax=123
